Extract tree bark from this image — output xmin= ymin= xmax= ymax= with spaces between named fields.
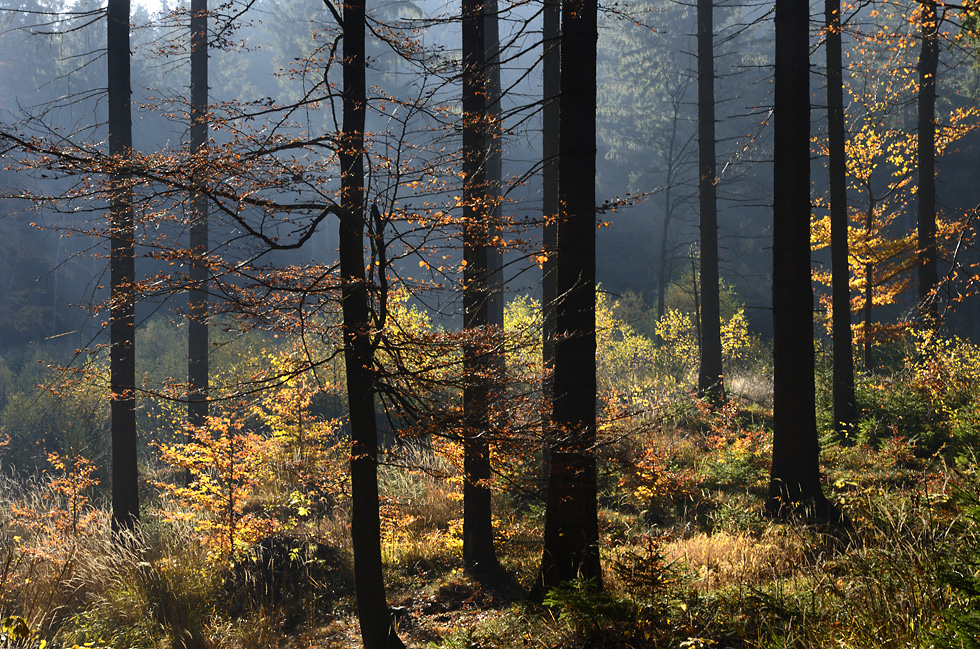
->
xmin=917 ymin=0 xmax=939 ymax=318
xmin=461 ymin=0 xmax=499 ymax=575
xmin=188 ymin=0 xmax=209 ymax=435
xmin=696 ymin=0 xmax=724 ymax=401
xmin=534 ymin=0 xmax=601 ymax=594
xmin=826 ymin=0 xmax=857 ymax=440
xmin=108 ymin=0 xmax=139 ymax=533
xmin=339 ymin=0 xmax=405 ymax=645
xmin=768 ymin=0 xmax=832 ymax=518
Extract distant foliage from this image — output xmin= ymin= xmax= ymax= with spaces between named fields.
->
xmin=653 ymin=307 xmax=754 ymax=387
xmin=597 ymin=290 xmax=659 ymax=398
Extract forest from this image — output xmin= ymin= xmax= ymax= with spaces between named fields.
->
xmin=1 ymin=0 xmax=980 ymax=645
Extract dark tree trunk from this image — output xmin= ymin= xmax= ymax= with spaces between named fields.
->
xmin=696 ymin=0 xmax=723 ymax=401
xmin=535 ymin=0 xmax=601 ymax=594
xmin=108 ymin=0 xmax=139 ymax=533
xmin=864 ymin=202 xmax=874 ymax=370
xmin=767 ymin=0 xmax=832 ymax=518
xmin=917 ymin=0 xmax=939 ymax=317
xmin=826 ymin=0 xmax=857 ymax=440
xmin=188 ymin=0 xmax=209 ymax=434
xmin=461 ymin=0 xmax=499 ymax=575
xmin=339 ymin=1 xmax=405 ymax=645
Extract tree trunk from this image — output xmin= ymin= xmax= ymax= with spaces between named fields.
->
xmin=108 ymin=0 xmax=139 ymax=533
xmin=826 ymin=0 xmax=857 ymax=440
xmin=655 ymin=181 xmax=670 ymax=330
xmin=339 ymin=0 xmax=405 ymax=645
xmin=768 ymin=0 xmax=833 ymax=518
xmin=864 ymin=205 xmax=874 ymax=370
xmin=540 ymin=0 xmax=559 ymax=499
xmin=486 ymin=0 xmax=505 ymax=428
xmin=188 ymin=0 xmax=209 ymax=435
xmin=535 ymin=0 xmax=601 ymax=594
xmin=542 ymin=0 xmax=559 ymax=409
xmin=696 ymin=0 xmax=723 ymax=401
xmin=461 ymin=0 xmax=499 ymax=575
xmin=917 ymin=0 xmax=939 ymax=317
xmin=486 ymin=0 xmax=504 ymax=332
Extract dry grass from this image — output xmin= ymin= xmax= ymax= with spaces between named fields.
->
xmin=663 ymin=528 xmax=806 ymax=591
xmin=728 ymin=372 xmax=774 ymax=407
xmin=0 ymin=471 xmax=112 ymax=633
xmin=379 ymin=446 xmax=463 ymax=570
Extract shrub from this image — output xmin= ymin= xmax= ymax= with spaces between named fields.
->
xmin=223 ymin=534 xmax=350 ymax=627
xmin=154 ymin=415 xmax=279 ymax=562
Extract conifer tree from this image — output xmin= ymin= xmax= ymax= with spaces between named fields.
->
xmin=108 ymin=0 xmax=139 ymax=533
xmin=696 ymin=0 xmax=723 ymax=401
xmin=535 ymin=0 xmax=602 ymax=593
xmin=826 ymin=0 xmax=857 ymax=438
xmin=768 ymin=0 xmax=834 ymax=518
xmin=461 ymin=0 xmax=500 ymax=575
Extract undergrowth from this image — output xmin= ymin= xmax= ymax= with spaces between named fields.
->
xmin=4 ymin=331 xmax=980 ymax=647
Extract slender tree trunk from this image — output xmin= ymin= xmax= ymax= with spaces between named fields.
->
xmin=339 ymin=0 xmax=404 ymax=645
xmin=540 ymin=0 xmax=559 ymax=497
xmin=535 ymin=0 xmax=601 ymax=594
xmin=696 ymin=0 xmax=723 ymax=401
xmin=486 ymin=0 xmax=505 ymax=432
xmin=656 ymin=186 xmax=671 ymax=321
xmin=768 ymin=0 xmax=833 ymax=518
xmin=486 ymin=0 xmax=504 ymax=331
xmin=461 ymin=0 xmax=499 ymax=575
xmin=655 ymin=83 xmax=691 ymax=341
xmin=486 ymin=0 xmax=505 ymax=444
xmin=826 ymin=0 xmax=857 ymax=440
xmin=917 ymin=0 xmax=939 ymax=317
xmin=188 ymin=0 xmax=209 ymax=434
xmin=864 ymin=202 xmax=874 ymax=370
xmin=108 ymin=0 xmax=139 ymax=533
xmin=655 ymin=183 xmax=672 ymax=343
xmin=542 ymin=0 xmax=559 ymax=408
xmin=691 ymin=251 xmax=701 ymax=346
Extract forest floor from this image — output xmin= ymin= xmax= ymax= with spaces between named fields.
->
xmin=3 ymin=355 xmax=980 ymax=648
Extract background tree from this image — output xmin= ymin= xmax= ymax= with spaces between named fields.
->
xmin=812 ymin=117 xmax=918 ymax=370
xmin=917 ymin=0 xmax=940 ymax=317
xmin=812 ymin=4 xmax=980 ymax=368
xmin=825 ymin=0 xmax=857 ymax=440
xmin=597 ymin=0 xmax=697 ymax=327
xmin=697 ymin=0 xmax=723 ymax=401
